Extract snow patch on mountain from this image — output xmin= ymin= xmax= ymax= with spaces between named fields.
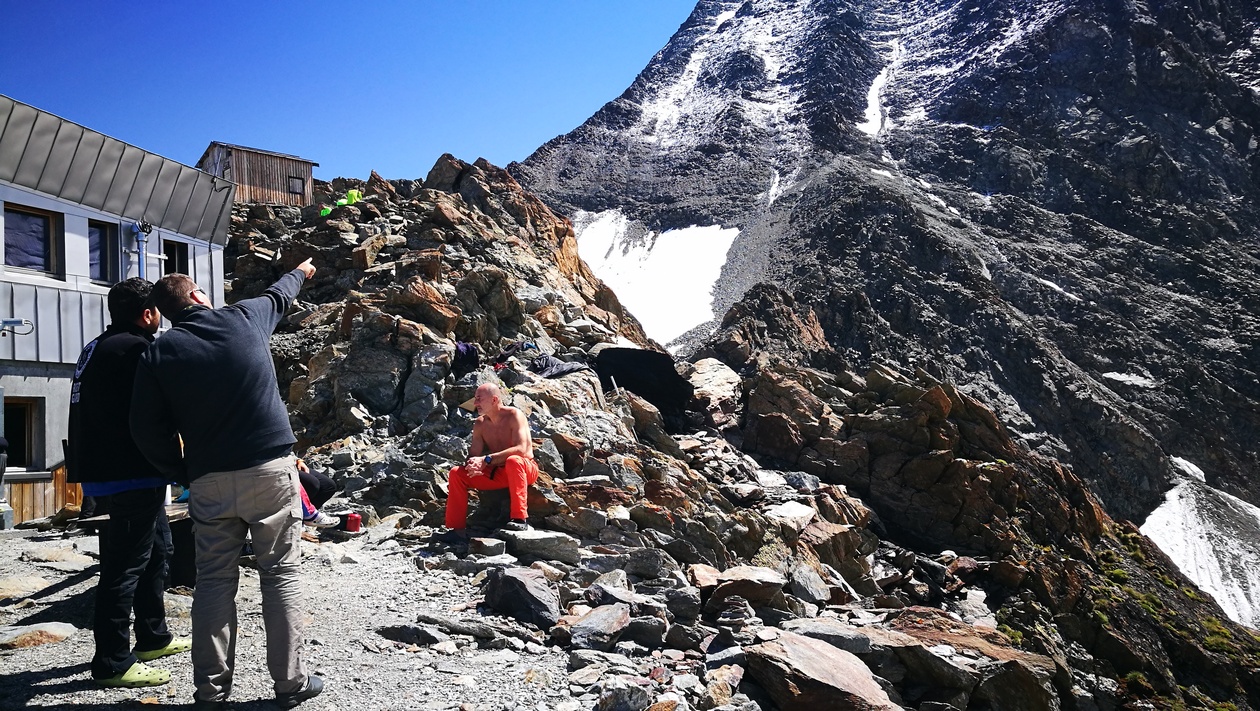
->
xmin=573 ymin=210 xmax=739 ymax=345
xmin=1103 ymin=372 xmax=1157 ymax=388
xmin=857 ymin=40 xmax=905 ymax=136
xmin=1033 ymin=276 xmax=1082 ymax=302
xmin=1142 ymin=475 xmax=1260 ymax=628
xmin=762 ymin=168 xmax=800 ymax=206
xmin=633 ymin=0 xmax=812 ymax=155
xmin=881 ymin=0 xmax=1067 ymax=130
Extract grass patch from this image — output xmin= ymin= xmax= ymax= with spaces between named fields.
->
xmin=1123 ymin=671 xmax=1153 ymax=696
xmin=1182 ymin=586 xmax=1205 ymax=601
xmin=996 ymin=624 xmax=1024 ymax=646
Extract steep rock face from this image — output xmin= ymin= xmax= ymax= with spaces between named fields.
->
xmin=511 ymin=0 xmax=1260 ymax=620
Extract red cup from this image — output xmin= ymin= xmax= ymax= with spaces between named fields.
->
xmin=345 ymin=512 xmax=361 ymax=532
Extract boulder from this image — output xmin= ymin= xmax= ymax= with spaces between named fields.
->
xmin=705 ymin=566 xmax=787 ymax=611
xmin=20 ymin=547 xmax=94 ymax=572
xmin=570 ymin=604 xmax=632 ymax=651
xmin=595 ymin=675 xmax=652 ymax=711
xmin=687 ymin=358 xmax=742 ymax=429
xmin=483 ymin=567 xmax=561 ymax=629
xmin=764 ymin=500 xmax=817 ymax=534
xmin=973 ymin=659 xmax=1057 ymax=710
xmin=779 ymin=618 xmax=872 ymax=654
xmin=745 ymin=631 xmax=900 ymax=711
xmin=501 ymin=529 xmax=582 ymax=564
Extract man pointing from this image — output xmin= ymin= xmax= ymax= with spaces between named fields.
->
xmin=130 ymin=260 xmax=324 ymax=710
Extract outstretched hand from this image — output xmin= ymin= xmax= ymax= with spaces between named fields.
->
xmin=297 ymin=258 xmax=316 ymax=279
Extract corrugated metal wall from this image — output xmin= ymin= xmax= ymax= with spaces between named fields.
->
xmin=0 ymin=245 xmax=222 ymax=365
xmin=0 ymin=281 xmax=106 ymax=364
xmin=229 ymin=149 xmax=314 ymax=206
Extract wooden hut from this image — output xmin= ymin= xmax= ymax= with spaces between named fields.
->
xmin=196 ymin=142 xmax=318 ymax=207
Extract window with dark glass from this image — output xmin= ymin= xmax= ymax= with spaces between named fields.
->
xmin=3 ymin=400 xmax=36 ymax=469
xmin=88 ymin=220 xmax=120 ymax=282
xmin=163 ymin=239 xmax=189 ymax=276
xmin=288 ymin=176 xmax=305 ymax=195
xmin=3 ymin=206 xmax=55 ymax=273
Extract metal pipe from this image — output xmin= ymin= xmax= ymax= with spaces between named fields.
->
xmin=132 ymin=221 xmax=152 ymax=280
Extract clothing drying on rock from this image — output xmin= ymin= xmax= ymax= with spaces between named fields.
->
xmin=526 ymin=353 xmax=590 ymax=379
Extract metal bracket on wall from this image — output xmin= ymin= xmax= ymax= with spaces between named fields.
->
xmin=0 ymin=318 xmax=34 ymax=337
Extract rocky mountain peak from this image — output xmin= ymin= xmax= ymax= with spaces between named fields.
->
xmin=511 ymin=0 xmax=1260 ymax=632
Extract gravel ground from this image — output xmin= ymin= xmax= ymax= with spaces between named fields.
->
xmin=0 ymin=524 xmax=574 ymax=711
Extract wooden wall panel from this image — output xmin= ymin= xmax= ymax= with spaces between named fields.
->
xmin=4 ymin=474 xmax=75 ymax=525
xmin=228 ymin=149 xmax=313 ymax=207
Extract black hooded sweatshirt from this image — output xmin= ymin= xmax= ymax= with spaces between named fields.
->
xmin=66 ymin=323 xmax=163 ymax=487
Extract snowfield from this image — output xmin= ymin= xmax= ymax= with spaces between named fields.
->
xmin=1143 ymin=468 xmax=1260 ymax=628
xmin=573 ymin=210 xmax=739 ymax=345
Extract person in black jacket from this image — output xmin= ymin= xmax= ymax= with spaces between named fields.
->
xmin=67 ymin=278 xmax=190 ymax=688
xmin=130 ymin=261 xmax=323 ymax=711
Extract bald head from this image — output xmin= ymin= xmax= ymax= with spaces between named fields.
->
xmin=473 ymin=383 xmax=503 ymax=415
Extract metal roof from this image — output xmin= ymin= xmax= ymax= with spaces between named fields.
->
xmin=198 ymin=141 xmax=319 ymax=166
xmin=0 ymin=94 xmax=236 ymax=246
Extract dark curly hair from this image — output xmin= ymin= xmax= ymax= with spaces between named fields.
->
xmin=107 ymin=278 xmax=155 ymax=325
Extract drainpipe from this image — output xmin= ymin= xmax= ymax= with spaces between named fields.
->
xmin=132 ymin=221 xmax=153 ymax=280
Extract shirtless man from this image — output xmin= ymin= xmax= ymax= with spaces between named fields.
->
xmin=441 ymin=383 xmax=538 ymax=539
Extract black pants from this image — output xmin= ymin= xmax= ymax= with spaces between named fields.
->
xmin=91 ymin=486 xmax=174 ymax=679
xmin=299 ymin=467 xmax=337 ymax=510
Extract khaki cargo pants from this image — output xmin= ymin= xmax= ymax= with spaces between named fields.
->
xmin=189 ymin=455 xmax=306 ymax=702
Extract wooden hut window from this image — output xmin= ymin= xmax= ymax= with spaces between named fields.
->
xmin=288 ymin=176 xmax=305 ymax=195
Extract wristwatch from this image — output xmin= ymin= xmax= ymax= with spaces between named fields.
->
xmin=483 ymin=455 xmax=493 ymax=466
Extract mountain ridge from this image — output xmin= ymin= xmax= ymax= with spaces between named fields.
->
xmin=511 ymin=0 xmax=1260 ymax=626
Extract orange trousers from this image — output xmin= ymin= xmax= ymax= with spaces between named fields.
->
xmin=445 ymin=455 xmax=539 ymax=530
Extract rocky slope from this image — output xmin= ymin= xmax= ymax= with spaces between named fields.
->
xmin=204 ymin=157 xmax=1260 ymax=709
xmin=509 ymin=0 xmax=1260 ymax=626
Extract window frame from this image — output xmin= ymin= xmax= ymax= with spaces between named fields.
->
xmin=3 ymin=397 xmax=40 ymax=471
xmin=288 ymin=176 xmax=305 ymax=196
xmin=3 ymin=203 xmax=62 ymax=277
xmin=87 ymin=219 xmax=121 ymax=284
xmin=161 ymin=237 xmax=190 ymax=276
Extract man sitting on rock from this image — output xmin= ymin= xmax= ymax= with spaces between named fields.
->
xmin=440 ymin=383 xmax=538 ymax=540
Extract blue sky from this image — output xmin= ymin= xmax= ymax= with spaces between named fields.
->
xmin=0 ymin=1 xmax=695 ymax=181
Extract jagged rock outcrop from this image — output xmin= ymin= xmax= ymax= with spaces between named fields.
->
xmin=227 ymin=155 xmax=1260 ymax=708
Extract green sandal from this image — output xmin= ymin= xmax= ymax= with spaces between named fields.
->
xmin=135 ymin=636 xmax=192 ymax=661
xmin=96 ymin=661 xmax=171 ymax=688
